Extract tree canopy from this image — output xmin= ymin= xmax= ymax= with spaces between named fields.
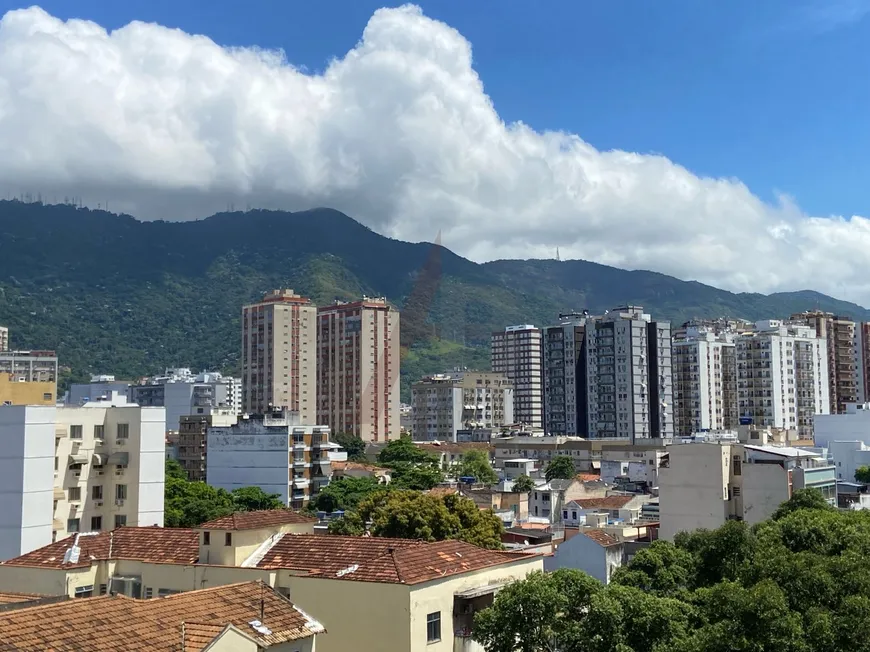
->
xmin=545 ymin=455 xmax=576 ymax=481
xmin=512 ymin=474 xmax=535 ymax=493
xmin=310 ymin=476 xmax=384 ymax=513
xmin=454 ymin=449 xmax=498 ymax=484
xmin=474 ymin=488 xmax=870 ymax=652
xmin=332 ymin=432 xmax=368 ymax=462
xmin=377 ymin=436 xmax=440 ymax=466
xmin=856 ymin=465 xmax=870 ymax=484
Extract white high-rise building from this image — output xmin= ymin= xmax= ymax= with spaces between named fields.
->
xmin=0 ymin=393 xmax=165 ymax=560
xmin=0 ymin=326 xmax=7 ymax=352
xmin=736 ymin=320 xmax=830 ymax=439
xmin=492 ymin=325 xmax=543 ymax=429
xmin=672 ymin=328 xmax=738 ymax=437
xmin=584 ymin=307 xmax=673 ymax=442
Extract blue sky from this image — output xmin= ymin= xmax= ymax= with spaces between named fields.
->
xmin=4 ymin=0 xmax=869 ymax=218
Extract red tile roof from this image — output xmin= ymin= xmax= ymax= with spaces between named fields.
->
xmin=572 ymin=496 xmax=635 ymax=510
xmin=1 ymin=527 xmax=199 ymax=569
xmin=257 ymin=534 xmax=535 ymax=584
xmin=198 ymin=509 xmax=317 ymax=531
xmin=332 ymin=461 xmax=390 ymax=473
xmin=0 ymin=581 xmax=323 ymax=651
xmin=581 ymin=529 xmax=621 ymax=547
xmin=575 ymin=472 xmax=602 ymax=483
xmin=0 ymin=592 xmax=46 ymax=605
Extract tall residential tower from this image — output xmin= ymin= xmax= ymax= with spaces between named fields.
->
xmin=491 ymin=325 xmax=543 ymax=429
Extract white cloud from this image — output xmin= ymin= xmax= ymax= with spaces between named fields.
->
xmin=0 ymin=4 xmax=867 ymax=304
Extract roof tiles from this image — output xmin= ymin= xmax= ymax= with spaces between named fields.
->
xmin=199 ymin=509 xmax=317 ymax=531
xmin=0 ymin=581 xmax=323 ymax=651
xmin=581 ymin=529 xmax=621 ymax=547
xmin=572 ymin=496 xmax=635 ymax=510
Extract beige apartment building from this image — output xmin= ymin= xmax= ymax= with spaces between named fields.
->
xmin=177 ymin=407 xmax=238 ymax=481
xmin=0 ymin=511 xmax=543 ymax=652
xmin=492 ymin=325 xmax=543 ymax=429
xmin=0 ymin=326 xmax=7 ymax=352
xmin=0 ymin=349 xmax=58 ymax=405
xmin=241 ymin=289 xmax=317 ymax=421
xmin=317 ymin=297 xmax=400 ymax=442
xmin=410 ymin=371 xmax=514 ymax=441
xmin=791 ymin=311 xmax=857 ymax=414
xmin=672 ymin=327 xmax=738 ymax=436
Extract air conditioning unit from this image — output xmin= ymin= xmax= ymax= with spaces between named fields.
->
xmin=94 ymin=501 xmax=103 ymax=507
xmin=115 ymin=499 xmax=125 ymax=506
xmin=115 ymin=439 xmax=125 ymax=446
xmin=73 ymin=471 xmax=81 ymax=477
xmin=115 ymin=469 xmax=125 ymax=476
xmin=94 ymin=439 xmax=104 ymax=446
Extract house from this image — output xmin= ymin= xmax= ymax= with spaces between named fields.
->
xmin=331 ymin=460 xmax=392 ymax=483
xmin=0 ymin=510 xmax=543 ymax=652
xmin=560 ymin=495 xmax=651 ymax=528
xmin=460 ymin=485 xmax=529 ymax=523
xmin=0 ymin=580 xmax=323 ymax=651
xmin=501 ymin=458 xmax=538 ymax=479
xmin=544 ymin=529 xmax=624 ymax=584
xmin=529 ymin=478 xmax=608 ymax=522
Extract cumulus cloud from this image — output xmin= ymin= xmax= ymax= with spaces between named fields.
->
xmin=0 ymin=4 xmax=867 ymax=303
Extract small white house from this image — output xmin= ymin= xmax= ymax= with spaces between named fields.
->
xmin=544 ymin=530 xmax=624 ymax=584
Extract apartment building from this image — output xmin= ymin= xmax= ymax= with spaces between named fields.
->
xmin=659 ymin=440 xmax=836 ymax=540
xmin=410 ymin=371 xmax=514 ymax=441
xmin=492 ymin=325 xmax=543 ymax=429
xmin=67 ymin=375 xmax=132 ymax=405
xmin=176 ymin=407 xmax=238 ymax=481
xmin=131 ymin=368 xmax=241 ymax=432
xmin=0 ymin=326 xmax=7 ymax=352
xmin=317 ymin=297 xmax=400 ymax=442
xmin=0 ymin=350 xmax=58 ymax=406
xmin=0 ymin=581 xmax=322 ymax=651
xmin=207 ymin=410 xmax=340 ymax=509
xmin=0 ymin=518 xmax=542 ymax=652
xmin=736 ymin=320 xmax=829 ymax=439
xmin=242 ymin=289 xmax=317 ymax=421
xmin=584 ymin=307 xmax=673 ymax=441
xmin=543 ymin=314 xmax=589 ymax=435
xmin=791 ymin=311 xmax=858 ymax=414
xmin=856 ymin=323 xmax=870 ymax=403
xmin=672 ymin=327 xmax=738 ymax=436
xmin=0 ymin=393 xmax=165 ymax=560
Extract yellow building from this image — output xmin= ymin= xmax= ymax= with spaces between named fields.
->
xmin=0 ymin=349 xmax=58 ymax=405
xmin=0 ymin=510 xmax=543 ymax=652
xmin=0 ymin=373 xmax=55 ymax=405
xmin=0 ymin=580 xmax=322 ymax=651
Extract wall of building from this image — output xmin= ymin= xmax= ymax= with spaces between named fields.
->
xmin=740 ymin=463 xmax=788 ymax=525
xmin=544 ymin=535 xmax=622 ymax=584
xmin=0 ymin=376 xmax=56 ymax=405
xmin=0 ymin=405 xmax=54 ymax=560
xmin=814 ymin=407 xmax=870 ymax=449
xmin=197 ymin=523 xmax=316 ymax=567
xmin=207 ymin=428 xmax=291 ymax=503
xmin=830 ymin=440 xmax=870 ymax=482
xmin=659 ymin=444 xmax=731 ymax=540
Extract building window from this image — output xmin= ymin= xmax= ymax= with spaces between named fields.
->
xmin=116 ymin=484 xmax=127 ymax=500
xmin=99 ymin=584 xmax=107 ymax=595
xmin=158 ymin=589 xmax=180 ymax=597
xmin=74 ymin=585 xmax=93 ymax=598
xmin=91 ymin=516 xmax=102 ymax=531
xmin=733 ymin=458 xmax=742 ymax=476
xmin=117 ymin=423 xmax=129 ymax=440
xmin=426 ymin=612 xmax=441 ymax=643
xmin=203 ymin=532 xmax=211 ymax=546
xmin=94 ymin=425 xmax=104 ymax=439
xmin=114 ymin=515 xmax=127 ymax=528
xmin=43 ymin=393 xmax=52 ymax=401
xmin=68 ymin=487 xmax=81 ymax=501
xmin=225 ymin=532 xmax=232 ymax=546
xmin=92 ymin=485 xmax=103 ymax=501
xmin=67 ymin=518 xmax=80 ymax=533
xmin=144 ymin=587 xmax=153 ymax=599
xmin=70 ymin=425 xmax=83 ymax=440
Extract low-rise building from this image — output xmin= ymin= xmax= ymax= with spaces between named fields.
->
xmin=0 ymin=350 xmax=58 ymax=405
xmin=177 ymin=407 xmax=238 ymax=481
xmin=0 ymin=393 xmax=165 ymax=560
xmin=0 ymin=580 xmax=323 ymax=651
xmin=544 ymin=529 xmax=624 ymax=584
xmin=207 ymin=410 xmax=339 ymax=509
xmin=0 ymin=516 xmax=543 ymax=652
xmin=659 ymin=441 xmax=836 ymax=540
xmin=331 ymin=461 xmax=392 ymax=483
xmin=529 ymin=478 xmax=609 ymax=523
xmin=560 ymin=494 xmax=651 ymax=528
xmin=66 ymin=375 xmax=133 ymax=406
xmin=411 ymin=371 xmax=514 ymax=442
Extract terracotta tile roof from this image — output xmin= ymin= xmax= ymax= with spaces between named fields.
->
xmin=575 ymin=472 xmax=602 ymax=483
xmin=572 ymin=496 xmax=635 ymax=510
xmin=198 ymin=509 xmax=317 ymax=530
xmin=1 ymin=527 xmax=199 ymax=569
xmin=182 ymin=623 xmax=228 ymax=651
xmin=0 ymin=592 xmax=46 ymax=605
xmin=257 ymin=534 xmax=536 ymax=584
xmin=581 ymin=529 xmax=621 ymax=547
xmin=0 ymin=581 xmax=324 ymax=651
xmin=417 ymin=442 xmax=494 ymax=454
xmin=427 ymin=486 xmax=460 ymax=498
xmin=332 ymin=461 xmax=390 ymax=473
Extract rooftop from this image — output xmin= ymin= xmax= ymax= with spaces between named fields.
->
xmin=0 ymin=581 xmax=323 ymax=651
xmin=256 ymin=534 xmax=534 ymax=584
xmin=581 ymin=530 xmax=622 ymax=547
xmin=570 ymin=496 xmax=636 ymax=510
xmin=199 ymin=509 xmax=317 ymax=531
xmin=332 ymin=461 xmax=390 ymax=473
xmin=0 ymin=592 xmax=48 ymax=605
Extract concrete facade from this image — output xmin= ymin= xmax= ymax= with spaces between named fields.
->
xmin=543 ymin=316 xmax=588 ymax=436
xmin=492 ymin=325 xmax=543 ymax=429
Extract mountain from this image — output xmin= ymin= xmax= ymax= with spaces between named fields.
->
xmin=0 ymin=201 xmax=866 ymax=400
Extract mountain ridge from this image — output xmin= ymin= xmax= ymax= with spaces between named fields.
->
xmin=0 ymin=200 xmax=865 ymax=398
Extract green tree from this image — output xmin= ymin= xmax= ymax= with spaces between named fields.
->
xmin=856 ymin=466 xmax=870 ymax=484
xmin=771 ymin=488 xmax=835 ymax=520
xmin=333 ymin=432 xmax=368 ymax=462
xmin=389 ymin=463 xmax=444 ymax=490
xmin=327 ymin=511 xmax=366 ymax=536
xmin=455 ymin=449 xmax=498 ymax=484
xmin=545 ymin=455 xmax=575 ymax=481
xmin=611 ymin=540 xmax=696 ymax=598
xmin=165 ymin=458 xmax=187 ymax=481
xmin=512 ymin=474 xmax=535 ymax=493
xmin=311 ymin=476 xmax=384 ymax=513
xmin=230 ymin=486 xmax=285 ymax=512
xmin=377 ymin=437 xmax=439 ymax=466
xmin=165 ymin=477 xmax=234 ymax=528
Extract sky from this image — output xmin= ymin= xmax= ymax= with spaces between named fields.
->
xmin=0 ymin=1 xmax=868 ymax=303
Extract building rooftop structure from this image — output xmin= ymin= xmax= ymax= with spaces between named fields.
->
xmin=0 ymin=580 xmax=323 ymax=651
xmin=199 ymin=509 xmax=318 ymax=531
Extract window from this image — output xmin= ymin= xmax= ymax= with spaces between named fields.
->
xmin=144 ymin=587 xmax=153 ymax=599
xmin=203 ymin=532 xmax=211 ymax=546
xmin=563 ymin=510 xmax=568 ymax=519
xmin=94 ymin=425 xmax=104 ymax=439
xmin=225 ymin=532 xmax=232 ymax=546
xmin=43 ymin=392 xmax=52 ymax=401
xmin=91 ymin=516 xmax=102 ymax=531
xmin=158 ymin=589 xmax=180 ymax=597
xmin=116 ymin=423 xmax=129 ymax=440
xmin=116 ymin=484 xmax=127 ymax=500
xmin=426 ymin=612 xmax=441 ymax=642
xmin=67 ymin=518 xmax=80 ymax=533
xmin=733 ymin=458 xmax=742 ymax=476
xmin=572 ymin=510 xmax=577 ymax=520
xmin=99 ymin=584 xmax=107 ymax=595
xmin=70 ymin=425 xmax=83 ymax=440
xmin=114 ymin=515 xmax=127 ymax=528
xmin=68 ymin=487 xmax=81 ymax=501
xmin=92 ymin=485 xmax=103 ymax=500
xmin=74 ymin=585 xmax=93 ymax=598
